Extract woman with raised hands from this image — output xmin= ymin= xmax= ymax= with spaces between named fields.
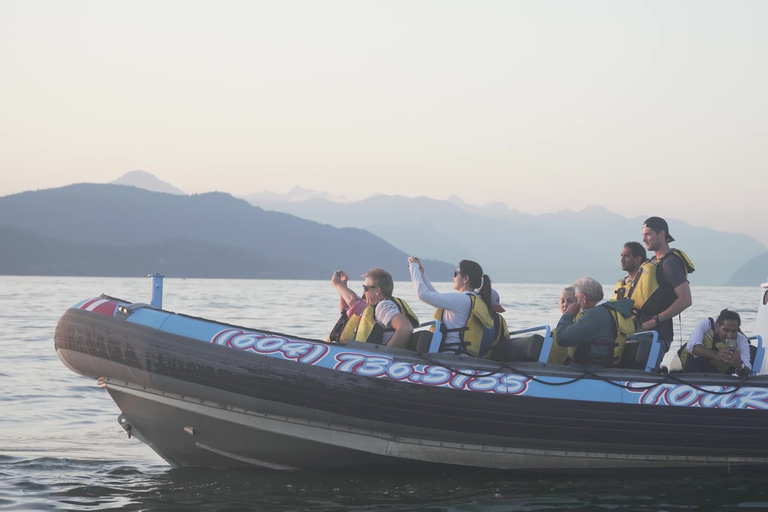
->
xmin=408 ymin=257 xmax=494 ymax=356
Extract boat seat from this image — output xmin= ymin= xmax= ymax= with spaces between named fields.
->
xmin=407 ymin=321 xmax=443 ymax=353
xmin=486 ymin=334 xmax=544 ymax=363
xmin=618 ymin=330 xmax=661 ymax=372
xmin=407 ymin=331 xmax=435 ymax=352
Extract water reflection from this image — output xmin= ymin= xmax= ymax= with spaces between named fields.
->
xmin=5 ymin=460 xmax=768 ymax=511
xmin=1 ymin=277 xmax=766 ymax=511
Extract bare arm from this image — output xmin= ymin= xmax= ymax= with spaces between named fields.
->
xmin=332 ymin=272 xmax=359 ymax=311
xmin=665 ymin=281 xmax=693 ymax=319
xmin=640 ymin=282 xmax=692 ymax=331
xmin=386 ymin=313 xmax=414 ymax=348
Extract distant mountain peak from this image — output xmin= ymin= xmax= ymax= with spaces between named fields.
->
xmin=446 ymin=195 xmax=524 ymax=219
xmin=241 ymin=187 xmax=349 ymax=204
xmin=580 ymin=205 xmax=610 ymax=214
xmin=577 ymin=205 xmax=626 ymax=220
xmin=110 ymin=170 xmax=186 ymax=195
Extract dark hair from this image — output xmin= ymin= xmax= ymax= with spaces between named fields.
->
xmin=716 ymin=309 xmax=741 ymax=327
xmin=459 ymin=259 xmax=492 ymax=313
xmin=643 ymin=216 xmax=675 ymax=242
xmin=624 ymin=241 xmax=647 ymax=261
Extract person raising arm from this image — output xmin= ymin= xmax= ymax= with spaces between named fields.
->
xmin=408 ymin=257 xmax=494 ymax=356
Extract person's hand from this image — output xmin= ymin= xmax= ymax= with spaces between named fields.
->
xmin=564 ymin=301 xmax=581 ymax=317
xmin=720 ymin=348 xmax=748 ymax=376
xmin=714 ymin=346 xmax=735 ymax=363
xmin=721 ymin=347 xmax=741 ymax=366
xmin=332 ymin=270 xmax=349 ymax=287
xmin=408 ymin=256 xmax=424 ymax=273
xmin=640 ymin=317 xmax=660 ymax=332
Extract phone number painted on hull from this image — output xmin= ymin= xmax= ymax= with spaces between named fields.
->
xmin=212 ymin=328 xmax=768 ymax=409
xmin=212 ymin=328 xmax=529 ymax=394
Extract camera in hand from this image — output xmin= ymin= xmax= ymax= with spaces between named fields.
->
xmin=725 ymin=339 xmax=737 ymax=353
xmin=334 ymin=270 xmax=343 ymax=277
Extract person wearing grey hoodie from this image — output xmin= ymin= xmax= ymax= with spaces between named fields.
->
xmin=556 ymin=277 xmax=635 ymax=368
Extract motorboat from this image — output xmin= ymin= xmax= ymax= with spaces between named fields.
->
xmin=54 ymin=275 xmax=768 ymax=473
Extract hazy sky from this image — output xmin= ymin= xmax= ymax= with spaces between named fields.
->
xmin=2 ymin=1 xmax=767 ymax=244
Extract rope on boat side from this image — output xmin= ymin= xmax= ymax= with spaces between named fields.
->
xmin=419 ymin=355 xmax=749 ymax=394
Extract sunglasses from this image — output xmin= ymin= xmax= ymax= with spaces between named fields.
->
xmin=453 ymin=270 xmax=461 ymax=278
xmin=362 ymin=285 xmax=378 ymax=292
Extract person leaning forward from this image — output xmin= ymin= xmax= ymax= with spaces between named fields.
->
xmin=556 ymin=277 xmax=635 ymax=369
xmin=680 ymin=309 xmax=751 ymax=378
xmin=328 ymin=267 xmax=418 ymax=347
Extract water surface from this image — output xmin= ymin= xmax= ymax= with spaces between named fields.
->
xmin=1 ymin=276 xmax=766 ymax=510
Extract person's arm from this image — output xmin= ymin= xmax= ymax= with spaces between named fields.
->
xmin=332 ymin=272 xmax=360 ymax=311
xmin=334 ymin=273 xmax=348 ymax=312
xmin=409 ymin=258 xmax=436 ymax=293
xmin=641 ymin=281 xmax=692 ymax=331
xmin=554 ymin=301 xmax=581 ymax=346
xmin=732 ymin=333 xmax=752 ymax=377
xmin=737 ymin=333 xmax=753 ymax=370
xmin=555 ymin=307 xmax=609 ymax=347
xmin=691 ymin=343 xmax=733 ymax=362
xmin=686 ymin=318 xmax=710 ymax=355
xmin=409 ymin=260 xmax=468 ymax=310
xmin=664 ymin=281 xmax=693 ymax=321
xmin=386 ymin=313 xmax=414 ymax=348
xmin=717 ymin=343 xmax=751 ymax=378
xmin=640 ymin=259 xmax=692 ymax=331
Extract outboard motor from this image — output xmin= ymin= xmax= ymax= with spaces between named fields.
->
xmin=754 ymin=278 xmax=768 ymax=375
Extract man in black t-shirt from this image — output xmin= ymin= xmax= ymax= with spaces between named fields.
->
xmin=639 ymin=217 xmax=693 ymax=355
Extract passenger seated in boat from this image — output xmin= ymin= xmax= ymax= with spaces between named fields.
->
xmin=679 ymin=309 xmax=751 ymax=378
xmin=547 ymin=286 xmax=578 ymax=365
xmin=478 ymin=288 xmax=509 ymax=358
xmin=328 ymin=268 xmax=418 ymax=347
xmin=408 ymin=257 xmax=494 ymax=357
xmin=556 ymin=277 xmax=635 ymax=369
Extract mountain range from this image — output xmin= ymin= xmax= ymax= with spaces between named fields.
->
xmin=1 ymin=171 xmax=766 ymax=285
xmin=0 ymin=184 xmax=452 ymax=280
xmin=241 ymin=192 xmax=768 ymax=286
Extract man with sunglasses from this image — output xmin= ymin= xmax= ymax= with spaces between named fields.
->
xmin=329 ymin=267 xmax=418 ymax=347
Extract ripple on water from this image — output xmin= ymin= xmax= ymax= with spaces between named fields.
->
xmin=3 ymin=278 xmax=768 ymax=511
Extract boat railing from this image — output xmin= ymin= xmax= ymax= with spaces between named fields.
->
xmin=749 ymin=334 xmax=764 ymax=377
xmin=149 ymin=273 xmax=164 ymax=309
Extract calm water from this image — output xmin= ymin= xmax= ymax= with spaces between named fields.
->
xmin=1 ymin=276 xmax=767 ymax=511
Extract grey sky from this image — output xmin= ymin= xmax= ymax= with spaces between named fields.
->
xmin=1 ymin=1 xmax=766 ymax=243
